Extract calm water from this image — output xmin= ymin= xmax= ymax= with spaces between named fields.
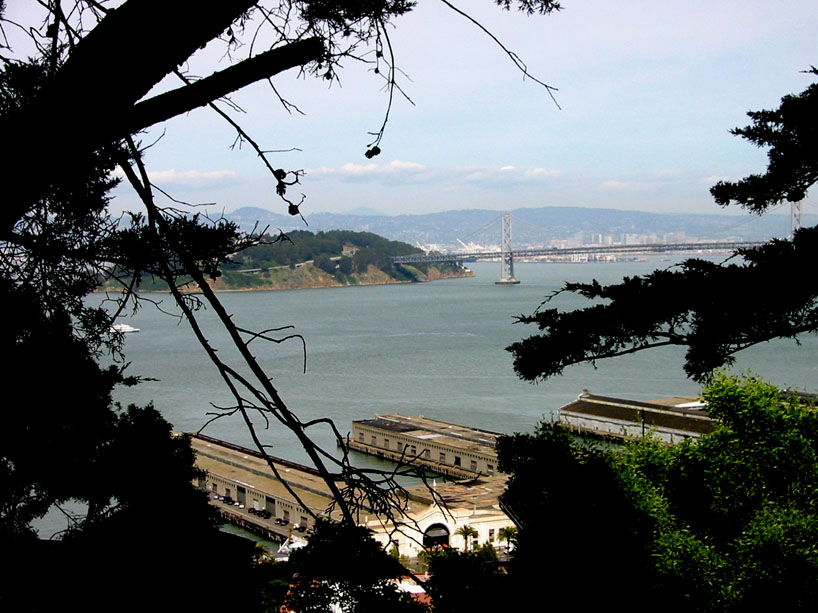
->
xmin=36 ymin=259 xmax=816 ymax=538
xmin=101 ymin=259 xmax=818 ymax=467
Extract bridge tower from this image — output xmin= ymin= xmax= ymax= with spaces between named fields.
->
xmin=792 ymin=201 xmax=802 ymax=238
xmin=495 ymin=212 xmax=520 ymax=285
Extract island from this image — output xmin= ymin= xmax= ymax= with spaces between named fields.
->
xmin=116 ymin=230 xmax=472 ymax=291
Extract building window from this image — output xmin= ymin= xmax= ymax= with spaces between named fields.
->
xmin=384 ymin=438 xmax=390 ymax=449
xmin=489 ymin=529 xmax=495 ymax=541
xmin=454 ymin=456 xmax=461 ymax=467
xmin=439 ymin=452 xmax=446 ymax=463
xmin=358 ymin=432 xmax=364 ymax=442
xmin=423 ymin=449 xmax=430 ymax=459
xmin=410 ymin=445 xmax=417 ymax=455
xmin=470 ymin=460 xmax=478 ymax=472
xmin=371 ymin=435 xmax=377 ymax=446
xmin=487 ymin=464 xmax=495 ymax=475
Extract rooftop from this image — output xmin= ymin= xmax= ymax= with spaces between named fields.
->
xmin=560 ymin=391 xmax=715 ymax=435
xmin=191 ymin=434 xmax=340 ymax=514
xmin=354 ymin=414 xmax=498 ymax=454
xmin=192 ymin=434 xmax=507 ymax=515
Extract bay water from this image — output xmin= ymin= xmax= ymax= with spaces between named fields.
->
xmin=35 ymin=258 xmax=817 ymax=538
xmin=104 ymin=259 xmax=818 ymax=468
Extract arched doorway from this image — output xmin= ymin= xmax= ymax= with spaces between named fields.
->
xmin=423 ymin=523 xmax=450 ymax=548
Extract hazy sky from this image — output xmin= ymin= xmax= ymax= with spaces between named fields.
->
xmin=18 ymin=1 xmax=816 ymax=218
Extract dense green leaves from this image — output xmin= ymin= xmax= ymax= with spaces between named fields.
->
xmin=499 ymin=375 xmax=818 ymax=611
xmin=498 ymin=421 xmax=661 ymax=610
xmin=424 ymin=546 xmax=505 ymax=613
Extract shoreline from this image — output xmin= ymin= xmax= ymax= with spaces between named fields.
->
xmin=98 ymin=268 xmax=474 ymax=294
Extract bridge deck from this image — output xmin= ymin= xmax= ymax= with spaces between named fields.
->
xmin=394 ymin=241 xmax=765 ymax=264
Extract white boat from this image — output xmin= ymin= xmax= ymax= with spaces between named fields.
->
xmin=275 ymin=535 xmax=308 ymax=560
xmin=112 ymin=323 xmax=140 ymax=333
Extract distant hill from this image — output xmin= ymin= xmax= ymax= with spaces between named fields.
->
xmin=226 ymin=205 xmax=809 ymax=248
xmin=113 ymin=229 xmax=470 ymax=292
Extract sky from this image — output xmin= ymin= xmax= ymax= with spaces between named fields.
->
xmin=10 ymin=1 xmax=818 ymax=218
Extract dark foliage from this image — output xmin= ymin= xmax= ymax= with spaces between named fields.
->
xmin=498 ymin=376 xmax=818 ymax=611
xmin=424 ymin=546 xmax=506 ymax=613
xmin=495 ymin=0 xmax=563 ymax=15
xmin=509 ymin=70 xmax=818 ymax=382
xmin=225 ymin=230 xmax=421 ymax=270
xmin=300 ymin=0 xmax=416 ymax=26
xmin=107 ymin=212 xmax=249 ymax=285
xmin=509 ymin=224 xmax=818 ymax=382
xmin=498 ymin=423 xmax=660 ymax=611
xmin=0 ymin=58 xmax=258 ymax=611
xmin=286 ymin=520 xmax=428 ymax=612
xmin=0 ymin=1 xmax=560 ymax=608
xmin=711 ymin=68 xmax=818 ymax=211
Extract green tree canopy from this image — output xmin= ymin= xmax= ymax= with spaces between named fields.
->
xmin=498 ymin=375 xmax=818 ymax=611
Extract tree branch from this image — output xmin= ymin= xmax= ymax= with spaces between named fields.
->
xmin=128 ymin=37 xmax=324 ymax=134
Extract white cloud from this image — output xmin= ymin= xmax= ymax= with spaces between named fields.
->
xmin=386 ymin=160 xmax=426 ymax=171
xmin=337 ymin=162 xmax=380 ymax=175
xmin=147 ymin=169 xmax=239 ymax=187
xmin=703 ymin=175 xmax=730 ymax=184
xmin=307 ymin=161 xmax=563 ymax=190
xmin=524 ymin=168 xmax=563 ymax=178
xmin=312 ymin=160 xmax=427 ymax=177
xmin=599 ymin=180 xmax=663 ymax=192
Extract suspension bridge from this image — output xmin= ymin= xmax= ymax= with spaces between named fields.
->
xmin=393 ymin=213 xmax=770 ymax=284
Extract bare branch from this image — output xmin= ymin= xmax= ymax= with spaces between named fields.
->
xmin=440 ymin=0 xmax=561 ymax=109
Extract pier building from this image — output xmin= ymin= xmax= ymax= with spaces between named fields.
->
xmin=191 ymin=433 xmax=515 ymax=555
xmin=348 ymin=414 xmax=499 ymax=479
xmin=557 ymin=391 xmax=716 ymax=443
xmin=191 ymin=433 xmax=341 ymax=541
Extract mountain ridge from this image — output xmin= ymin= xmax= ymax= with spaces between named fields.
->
xmin=226 ymin=205 xmax=807 ymax=247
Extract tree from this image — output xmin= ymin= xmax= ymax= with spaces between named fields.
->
xmin=497 ymin=420 xmax=661 ymax=611
xmin=454 ymin=524 xmax=478 ymax=552
xmin=285 ymin=520 xmax=428 ymax=612
xmin=423 ymin=545 xmax=506 ymax=613
xmin=508 ymin=69 xmax=818 ymax=383
xmin=0 ymin=0 xmax=565 ymax=604
xmin=498 ymin=525 xmax=517 ymax=550
xmin=498 ymin=375 xmax=818 ymax=611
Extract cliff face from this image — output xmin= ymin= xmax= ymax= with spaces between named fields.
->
xmin=206 ymin=262 xmax=473 ymax=291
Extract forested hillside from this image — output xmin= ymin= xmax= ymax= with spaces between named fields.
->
xmin=227 ymin=230 xmax=418 ymax=270
xmin=125 ymin=230 xmax=470 ymax=291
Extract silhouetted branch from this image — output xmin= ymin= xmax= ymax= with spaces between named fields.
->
xmin=129 ymin=38 xmax=323 ymax=134
xmin=441 ymin=0 xmax=561 ymax=109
